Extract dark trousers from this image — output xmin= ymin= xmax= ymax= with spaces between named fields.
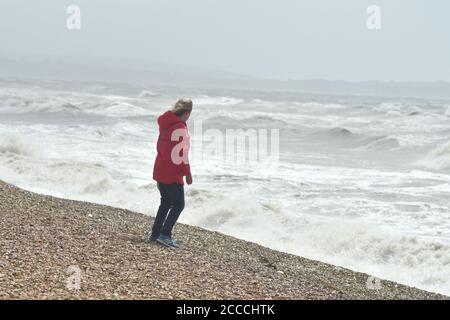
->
xmin=151 ymin=182 xmax=185 ymax=238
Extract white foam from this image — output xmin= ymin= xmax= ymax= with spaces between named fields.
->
xmin=87 ymin=101 xmax=149 ymax=117
xmin=138 ymin=90 xmax=159 ymax=98
xmin=418 ymin=141 xmax=450 ymax=170
xmin=0 ymin=134 xmax=39 ymax=157
xmin=194 ymin=95 xmax=244 ymax=106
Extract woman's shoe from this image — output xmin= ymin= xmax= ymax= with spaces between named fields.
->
xmin=156 ymin=235 xmax=179 ymax=248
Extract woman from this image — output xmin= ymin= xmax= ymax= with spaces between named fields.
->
xmin=149 ymin=98 xmax=193 ymax=248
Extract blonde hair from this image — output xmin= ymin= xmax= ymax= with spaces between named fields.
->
xmin=171 ymin=98 xmax=193 ymax=117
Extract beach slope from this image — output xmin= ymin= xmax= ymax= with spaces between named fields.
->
xmin=0 ymin=181 xmax=446 ymax=299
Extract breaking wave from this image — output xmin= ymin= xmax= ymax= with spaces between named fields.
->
xmin=419 ymin=141 xmax=450 ymax=170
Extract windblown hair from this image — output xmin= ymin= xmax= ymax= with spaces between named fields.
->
xmin=171 ymin=98 xmax=193 ymax=117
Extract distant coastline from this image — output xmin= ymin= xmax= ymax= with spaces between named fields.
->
xmin=1 ymin=55 xmax=450 ymax=100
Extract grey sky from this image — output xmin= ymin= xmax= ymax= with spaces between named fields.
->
xmin=0 ymin=0 xmax=449 ymax=81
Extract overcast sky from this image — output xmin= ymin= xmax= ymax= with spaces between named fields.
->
xmin=0 ymin=0 xmax=449 ymax=81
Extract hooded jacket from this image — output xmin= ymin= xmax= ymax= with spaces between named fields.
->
xmin=153 ymin=111 xmax=191 ymax=184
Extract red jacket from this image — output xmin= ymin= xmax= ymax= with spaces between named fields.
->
xmin=153 ymin=111 xmax=191 ymax=185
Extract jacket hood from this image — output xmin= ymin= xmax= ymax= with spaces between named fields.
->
xmin=157 ymin=111 xmax=185 ymax=130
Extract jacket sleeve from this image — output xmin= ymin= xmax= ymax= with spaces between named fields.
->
xmin=182 ymin=162 xmax=192 ymax=177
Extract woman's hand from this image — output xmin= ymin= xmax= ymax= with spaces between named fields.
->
xmin=185 ymin=175 xmax=193 ymax=185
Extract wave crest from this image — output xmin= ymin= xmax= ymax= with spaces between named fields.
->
xmin=419 ymin=141 xmax=450 ymax=170
xmin=0 ymin=135 xmax=37 ymax=157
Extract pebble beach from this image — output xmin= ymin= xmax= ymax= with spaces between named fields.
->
xmin=0 ymin=180 xmax=447 ymax=300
